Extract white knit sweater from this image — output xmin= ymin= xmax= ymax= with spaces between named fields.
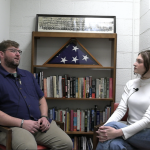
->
xmin=105 ymin=78 xmax=150 ymax=139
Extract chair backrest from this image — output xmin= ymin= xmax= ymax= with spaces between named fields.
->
xmin=114 ymin=103 xmax=128 ymax=121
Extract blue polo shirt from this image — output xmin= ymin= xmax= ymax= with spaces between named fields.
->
xmin=0 ymin=64 xmax=51 ymax=122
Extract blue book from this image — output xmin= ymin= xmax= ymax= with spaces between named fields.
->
xmin=96 ymin=110 xmax=100 ymax=125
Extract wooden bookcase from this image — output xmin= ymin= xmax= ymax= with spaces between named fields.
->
xmin=31 ymin=31 xmax=117 ymax=149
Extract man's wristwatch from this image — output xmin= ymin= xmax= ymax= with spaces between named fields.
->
xmin=41 ymin=115 xmax=49 ymax=120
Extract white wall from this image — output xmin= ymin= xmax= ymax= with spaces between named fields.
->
xmin=0 ymin=0 xmax=10 ymax=41
xmin=8 ymin=0 xmax=140 ymax=102
xmin=140 ymin=0 xmax=150 ymax=51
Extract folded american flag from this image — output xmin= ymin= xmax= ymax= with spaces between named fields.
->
xmin=48 ymin=42 xmax=97 ymax=65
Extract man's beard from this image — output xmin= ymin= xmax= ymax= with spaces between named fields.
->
xmin=4 ymin=56 xmax=20 ymax=69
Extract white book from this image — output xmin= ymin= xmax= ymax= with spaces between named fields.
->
xmin=57 ymin=109 xmax=61 ymax=121
xmin=103 ymin=111 xmax=105 ymax=123
xmin=100 ymin=78 xmax=105 ymax=98
xmin=67 ymin=79 xmax=70 ymax=98
xmin=47 ymin=77 xmax=50 ymax=97
xmin=59 ymin=76 xmax=62 ymax=98
xmin=40 ymin=72 xmax=42 ymax=90
xmin=81 ymin=110 xmax=85 ymax=132
xmin=49 ymin=76 xmax=53 ymax=97
xmin=56 ymin=75 xmax=59 ymax=98
xmin=87 ymin=109 xmax=90 ymax=132
xmin=53 ymin=76 xmax=57 ymax=98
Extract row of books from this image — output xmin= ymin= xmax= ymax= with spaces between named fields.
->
xmin=49 ymin=105 xmax=111 ymax=132
xmin=33 ymin=72 xmax=113 ymax=98
xmin=72 ymin=136 xmax=93 ymax=150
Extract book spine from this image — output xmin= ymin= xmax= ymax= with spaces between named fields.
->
xmin=66 ymin=111 xmax=70 ymax=132
xmin=84 ymin=110 xmax=87 ymax=132
xmin=104 ymin=77 xmax=107 ymax=98
xmin=70 ymin=77 xmax=73 ymax=98
xmin=50 ymin=76 xmax=53 ymax=97
xmin=77 ymin=109 xmax=80 ymax=131
xmin=50 ymin=108 xmax=53 ymax=120
xmin=91 ymin=109 xmax=94 ymax=131
xmin=62 ymin=77 xmax=66 ymax=98
xmin=96 ymin=78 xmax=99 ymax=98
xmin=100 ymin=110 xmax=103 ymax=124
xmin=89 ymin=76 xmax=92 ymax=98
xmin=100 ymin=78 xmax=104 ymax=98
xmin=43 ymin=78 xmax=47 ymax=97
xmin=106 ymin=77 xmax=109 ymax=98
xmin=41 ymin=71 xmax=44 ymax=91
xmin=64 ymin=74 xmax=68 ymax=98
xmin=92 ymin=79 xmax=96 ymax=98
xmin=59 ymin=75 xmax=62 ymax=98
xmin=46 ymin=77 xmax=50 ymax=97
xmin=56 ymin=75 xmax=59 ymax=98
xmin=70 ymin=109 xmax=74 ymax=131
xmin=53 ymin=76 xmax=57 ymax=98
xmin=86 ymin=76 xmax=89 ymax=98
xmin=62 ymin=110 xmax=66 ymax=131
xmin=109 ymin=78 xmax=113 ymax=98
xmin=96 ymin=110 xmax=100 ymax=125
xmin=99 ymin=79 xmax=101 ymax=98
xmin=52 ymin=107 xmax=55 ymax=120
xmin=87 ymin=109 xmax=90 ymax=132
xmin=73 ymin=77 xmax=76 ymax=98
xmin=60 ymin=110 xmax=62 ymax=122
xmin=78 ymin=78 xmax=81 ymax=98
xmin=67 ymin=77 xmax=70 ymax=98
xmin=73 ymin=112 xmax=77 ymax=131
xmin=81 ymin=110 xmax=85 ymax=132
xmin=76 ymin=78 xmax=78 ymax=98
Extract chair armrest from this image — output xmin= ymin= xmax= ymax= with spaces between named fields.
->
xmin=55 ymin=121 xmax=64 ymax=131
xmin=0 ymin=126 xmax=12 ymax=150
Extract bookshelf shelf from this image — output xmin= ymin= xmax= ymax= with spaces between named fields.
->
xmin=31 ymin=31 xmax=117 ymax=149
xmin=66 ymin=131 xmax=93 ymax=135
xmin=45 ymin=97 xmax=113 ymax=101
xmin=33 ymin=65 xmax=114 ymax=69
xmin=32 ymin=31 xmax=116 ymax=39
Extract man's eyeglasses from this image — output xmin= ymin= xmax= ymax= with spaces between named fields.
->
xmin=5 ymin=49 xmax=22 ymax=55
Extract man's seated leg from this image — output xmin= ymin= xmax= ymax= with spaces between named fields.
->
xmin=35 ymin=120 xmax=73 ymax=150
xmin=0 ymin=127 xmax=37 ymax=150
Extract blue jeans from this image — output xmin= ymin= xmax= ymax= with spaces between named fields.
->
xmin=96 ymin=121 xmax=150 ymax=150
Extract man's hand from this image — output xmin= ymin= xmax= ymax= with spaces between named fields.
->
xmin=22 ymin=120 xmax=40 ymax=134
xmin=38 ymin=117 xmax=50 ymax=132
xmin=96 ymin=126 xmax=123 ymax=142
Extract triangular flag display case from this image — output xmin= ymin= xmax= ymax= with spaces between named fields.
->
xmin=31 ymin=32 xmax=117 ymax=150
xmin=43 ymin=38 xmax=102 ymax=66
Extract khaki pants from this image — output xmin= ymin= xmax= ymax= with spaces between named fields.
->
xmin=0 ymin=120 xmax=73 ymax=150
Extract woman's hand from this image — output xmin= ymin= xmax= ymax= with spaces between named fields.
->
xmin=96 ymin=126 xmax=123 ymax=142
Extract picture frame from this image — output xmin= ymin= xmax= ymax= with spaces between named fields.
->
xmin=35 ymin=14 xmax=116 ymax=33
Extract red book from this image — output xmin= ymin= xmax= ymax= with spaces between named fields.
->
xmin=70 ymin=110 xmax=74 ymax=131
xmin=80 ymin=111 xmax=82 ymax=131
xmin=109 ymin=78 xmax=113 ymax=98
xmin=60 ymin=110 xmax=62 ymax=122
